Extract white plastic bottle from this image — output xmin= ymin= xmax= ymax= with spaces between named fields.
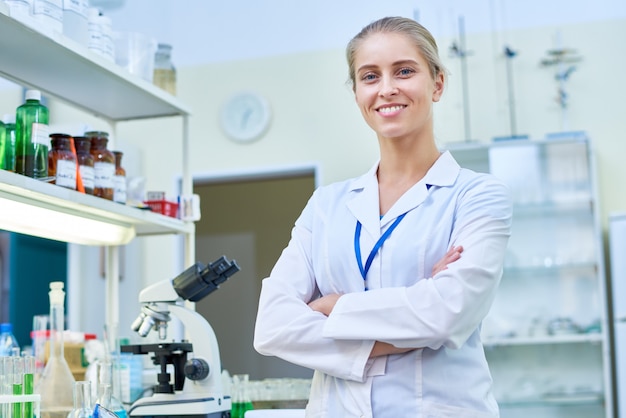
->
xmin=0 ymin=322 xmax=20 ymax=356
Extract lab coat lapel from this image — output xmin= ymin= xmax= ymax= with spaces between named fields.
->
xmin=346 ymin=164 xmax=381 ymax=239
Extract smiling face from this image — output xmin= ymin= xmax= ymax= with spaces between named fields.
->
xmin=353 ymin=32 xmax=444 ymax=141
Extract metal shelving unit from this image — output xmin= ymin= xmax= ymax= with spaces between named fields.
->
xmin=447 ymin=136 xmax=612 ymax=418
xmin=0 ymin=5 xmax=195 ymax=338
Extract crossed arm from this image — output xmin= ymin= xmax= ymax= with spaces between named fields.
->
xmin=308 ymin=245 xmax=464 ymax=358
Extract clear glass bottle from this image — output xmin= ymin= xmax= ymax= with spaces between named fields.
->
xmin=38 ymin=281 xmax=76 ymax=418
xmin=74 ymin=136 xmax=94 ymax=195
xmin=153 ymin=43 xmax=177 ymax=95
xmin=48 ymin=133 xmax=77 ymax=190
xmin=16 ymin=89 xmax=50 ymax=179
xmin=112 ymin=151 xmax=126 ymax=204
xmin=2 ymin=114 xmax=17 ymax=172
xmin=86 ymin=131 xmax=114 ymax=200
xmin=231 ymin=374 xmax=254 ymax=418
xmin=67 ymin=381 xmax=93 ymax=418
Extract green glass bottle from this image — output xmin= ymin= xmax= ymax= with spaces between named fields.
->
xmin=3 ymin=114 xmax=17 ymax=172
xmin=16 ymin=90 xmax=50 ymax=178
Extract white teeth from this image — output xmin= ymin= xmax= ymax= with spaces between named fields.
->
xmin=378 ymin=105 xmax=405 ymax=114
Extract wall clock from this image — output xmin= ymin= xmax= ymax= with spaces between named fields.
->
xmin=219 ymin=91 xmax=272 ymax=143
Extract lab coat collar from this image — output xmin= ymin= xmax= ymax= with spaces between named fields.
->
xmin=346 ymin=151 xmax=460 ymax=237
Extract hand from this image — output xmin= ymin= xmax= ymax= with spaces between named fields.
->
xmin=308 ymin=293 xmax=342 ymax=316
xmin=431 ymin=245 xmax=463 ymax=276
xmin=370 ymin=341 xmax=414 ymax=358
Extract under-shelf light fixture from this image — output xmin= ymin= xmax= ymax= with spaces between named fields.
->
xmin=0 ymin=196 xmax=136 ymax=245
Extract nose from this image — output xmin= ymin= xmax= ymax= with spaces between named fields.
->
xmin=379 ymin=75 xmax=398 ymax=97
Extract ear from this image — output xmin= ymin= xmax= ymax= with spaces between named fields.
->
xmin=432 ymin=72 xmax=445 ymax=102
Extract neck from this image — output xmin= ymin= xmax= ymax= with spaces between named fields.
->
xmin=377 ymin=135 xmax=440 ymax=185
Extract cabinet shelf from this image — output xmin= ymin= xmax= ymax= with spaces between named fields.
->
xmin=503 ymin=262 xmax=597 ymax=276
xmin=0 ymin=5 xmax=190 ymax=121
xmin=498 ymin=392 xmax=604 ymax=408
xmin=484 ymin=333 xmax=603 ymax=347
xmin=0 ymin=169 xmax=192 ymax=244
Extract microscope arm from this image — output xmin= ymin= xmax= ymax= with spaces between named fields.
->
xmin=168 ymin=304 xmax=224 ymax=394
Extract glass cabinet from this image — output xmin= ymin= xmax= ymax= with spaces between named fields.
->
xmin=447 ymin=136 xmax=612 ymax=418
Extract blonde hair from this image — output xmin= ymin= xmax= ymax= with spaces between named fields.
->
xmin=346 ymin=16 xmax=447 ymax=90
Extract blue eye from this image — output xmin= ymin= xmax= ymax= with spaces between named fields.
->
xmin=362 ymin=73 xmax=378 ymax=82
xmin=398 ymin=67 xmax=415 ymax=76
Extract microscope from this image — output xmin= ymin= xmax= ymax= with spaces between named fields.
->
xmin=123 ymin=256 xmax=240 ymax=418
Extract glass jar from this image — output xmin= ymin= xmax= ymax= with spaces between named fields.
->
xmin=153 ymin=43 xmax=176 ymax=95
xmin=48 ymin=133 xmax=77 ymax=190
xmin=113 ymin=150 xmax=127 ymax=204
xmin=86 ymin=131 xmax=114 ymax=200
xmin=74 ymin=136 xmax=94 ymax=195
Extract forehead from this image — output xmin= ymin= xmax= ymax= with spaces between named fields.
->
xmin=354 ymin=32 xmax=425 ymax=69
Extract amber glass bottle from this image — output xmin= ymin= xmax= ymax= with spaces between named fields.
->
xmin=113 ymin=151 xmax=126 ymax=204
xmin=86 ymin=131 xmax=114 ymax=200
xmin=74 ymin=136 xmax=94 ymax=195
xmin=48 ymin=133 xmax=77 ymax=190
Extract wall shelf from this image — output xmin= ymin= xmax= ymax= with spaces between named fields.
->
xmin=0 ymin=5 xmax=191 ymax=121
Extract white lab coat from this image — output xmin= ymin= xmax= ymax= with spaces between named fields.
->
xmin=254 ymin=151 xmax=513 ymax=417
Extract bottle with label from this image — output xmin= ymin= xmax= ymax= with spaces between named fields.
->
xmin=153 ymin=43 xmax=177 ymax=95
xmin=86 ymin=131 xmax=114 ymax=200
xmin=32 ymin=0 xmax=63 ymax=34
xmin=2 ymin=114 xmax=16 ymax=172
xmin=74 ymin=136 xmax=94 ymax=195
xmin=62 ymin=0 xmax=89 ymax=47
xmin=48 ymin=133 xmax=77 ymax=190
xmin=113 ymin=151 xmax=126 ymax=204
xmin=37 ymin=281 xmax=75 ymax=418
xmin=16 ymin=90 xmax=50 ymax=179
xmin=0 ymin=323 xmax=20 ymax=356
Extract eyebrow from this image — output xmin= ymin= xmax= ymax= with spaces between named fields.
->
xmin=356 ymin=59 xmax=421 ymax=74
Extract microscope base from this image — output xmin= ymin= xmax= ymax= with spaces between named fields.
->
xmin=128 ymin=392 xmax=231 ymax=418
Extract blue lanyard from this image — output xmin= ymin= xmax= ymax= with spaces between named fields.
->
xmin=354 ymin=213 xmax=407 ymax=290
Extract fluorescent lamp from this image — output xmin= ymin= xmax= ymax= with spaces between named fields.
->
xmin=0 ymin=196 xmax=136 ymax=245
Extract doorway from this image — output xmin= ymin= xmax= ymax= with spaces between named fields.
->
xmin=193 ymin=164 xmax=318 ymax=380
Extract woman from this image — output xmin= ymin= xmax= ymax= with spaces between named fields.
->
xmin=254 ymin=16 xmax=512 ymax=417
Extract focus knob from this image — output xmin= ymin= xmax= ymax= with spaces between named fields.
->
xmin=184 ymin=358 xmax=210 ymax=381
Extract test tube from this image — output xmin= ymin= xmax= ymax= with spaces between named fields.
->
xmin=13 ymin=356 xmax=24 ymax=418
xmin=2 ymin=356 xmax=14 ymax=418
xmin=23 ymin=356 xmax=35 ymax=418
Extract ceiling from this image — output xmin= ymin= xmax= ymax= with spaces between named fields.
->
xmin=103 ymin=0 xmax=626 ymax=68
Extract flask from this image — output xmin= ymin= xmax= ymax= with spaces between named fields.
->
xmin=67 ymin=381 xmax=93 ymax=418
xmin=95 ymin=360 xmax=127 ymax=418
xmin=74 ymin=136 xmax=94 ymax=195
xmin=0 ymin=323 xmax=20 ymax=356
xmin=153 ymin=43 xmax=177 ymax=95
xmin=231 ymin=374 xmax=254 ymax=418
xmin=38 ymin=281 xmax=76 ymax=418
xmin=86 ymin=131 xmax=114 ymax=200
xmin=2 ymin=114 xmax=17 ymax=172
xmin=16 ymin=90 xmax=50 ymax=179
xmin=48 ymin=133 xmax=77 ymax=190
xmin=112 ymin=151 xmax=126 ymax=204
